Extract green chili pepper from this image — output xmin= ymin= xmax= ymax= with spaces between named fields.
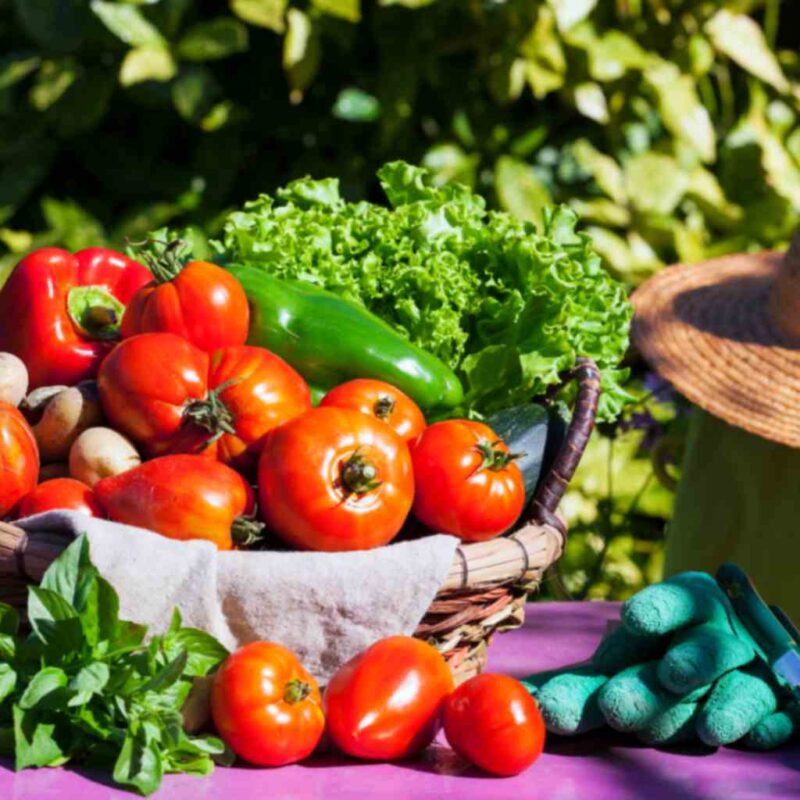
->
xmin=227 ymin=264 xmax=464 ymax=411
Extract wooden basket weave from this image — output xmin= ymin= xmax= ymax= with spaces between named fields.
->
xmin=0 ymin=358 xmax=600 ymax=684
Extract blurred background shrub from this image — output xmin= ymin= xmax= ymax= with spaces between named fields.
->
xmin=1 ymin=0 xmax=798 ymax=598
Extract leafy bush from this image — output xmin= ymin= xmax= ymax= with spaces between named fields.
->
xmin=1 ymin=0 xmax=798 ymax=598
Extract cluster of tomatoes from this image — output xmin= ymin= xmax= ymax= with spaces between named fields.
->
xmin=212 ymin=634 xmax=545 ymax=776
xmin=0 ymin=246 xmax=527 ymax=553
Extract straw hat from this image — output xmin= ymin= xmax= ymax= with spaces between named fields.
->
xmin=631 ymin=231 xmax=800 ymax=448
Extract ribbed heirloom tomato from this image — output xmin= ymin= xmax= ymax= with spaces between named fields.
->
xmin=212 ymin=641 xmax=324 ymax=767
xmin=0 ymin=402 xmax=39 ymax=517
xmin=207 ymin=345 xmax=311 ymax=473
xmin=323 ymin=636 xmax=454 ymax=761
xmin=258 ymin=406 xmax=414 ymax=551
xmin=17 ymin=478 xmax=104 ymax=519
xmin=94 ymin=455 xmax=256 ymax=550
xmin=443 ymin=673 xmax=545 ymax=776
xmin=121 ymin=242 xmax=249 ymax=353
xmin=320 ymin=379 xmax=426 ymax=444
xmin=410 ymin=420 xmax=525 ymax=542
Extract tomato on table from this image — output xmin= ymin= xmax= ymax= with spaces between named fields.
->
xmin=208 ymin=346 xmax=311 ymax=474
xmin=443 ymin=673 xmax=545 ymax=776
xmin=94 ymin=454 xmax=258 ymax=550
xmin=0 ymin=402 xmax=39 ymax=517
xmin=320 ymin=379 xmax=426 ymax=443
xmin=212 ymin=641 xmax=324 ymax=766
xmin=0 ymin=247 xmax=151 ymax=389
xmin=323 ymin=636 xmax=454 ymax=761
xmin=17 ymin=478 xmax=104 ymax=519
xmin=410 ymin=420 xmax=525 ymax=542
xmin=122 ymin=241 xmax=249 ymax=353
xmin=258 ymin=406 xmax=414 ymax=551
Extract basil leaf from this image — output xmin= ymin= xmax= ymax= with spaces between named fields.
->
xmin=164 ymin=627 xmax=228 ymax=677
xmin=40 ymin=533 xmax=91 ymax=603
xmin=113 ymin=726 xmax=164 ymax=797
xmin=27 ymin=587 xmax=84 ymax=653
xmin=13 ymin=705 xmax=69 ymax=769
xmin=18 ymin=667 xmax=68 ymax=710
xmin=67 ymin=663 xmax=110 ymax=707
xmin=0 ymin=663 xmax=17 ymax=703
xmin=0 ymin=602 xmax=19 ymax=635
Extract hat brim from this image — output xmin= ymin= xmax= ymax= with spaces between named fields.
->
xmin=631 ymin=251 xmax=800 ymax=449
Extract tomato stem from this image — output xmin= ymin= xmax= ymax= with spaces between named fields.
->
xmin=475 ymin=440 xmax=524 ymax=472
xmin=183 ymin=378 xmax=240 ymax=446
xmin=133 ymin=238 xmax=188 ymax=284
xmin=283 ymin=679 xmax=312 ymax=705
xmin=373 ymin=395 xmax=395 ymax=421
xmin=231 ymin=514 xmax=266 ymax=548
xmin=339 ymin=450 xmax=382 ymax=495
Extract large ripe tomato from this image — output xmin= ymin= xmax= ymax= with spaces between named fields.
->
xmin=121 ymin=251 xmax=249 ymax=353
xmin=207 ymin=346 xmax=311 ymax=474
xmin=258 ymin=407 xmax=413 ymax=552
xmin=97 ymin=332 xmax=211 ymax=457
xmin=410 ymin=420 xmax=525 ymax=542
xmin=320 ymin=379 xmax=426 ymax=444
xmin=17 ymin=478 xmax=104 ymax=519
xmin=323 ymin=636 xmax=454 ymax=761
xmin=94 ymin=455 xmax=256 ymax=550
xmin=443 ymin=673 xmax=545 ymax=776
xmin=0 ymin=402 xmax=39 ymax=517
xmin=211 ymin=641 xmax=324 ymax=766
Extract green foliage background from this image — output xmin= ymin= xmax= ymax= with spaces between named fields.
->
xmin=1 ymin=0 xmax=798 ymax=598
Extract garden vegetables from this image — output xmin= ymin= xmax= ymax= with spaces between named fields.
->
xmin=219 ymin=161 xmax=631 ymax=421
xmin=0 ymin=401 xmax=38 ymax=517
xmin=226 ymin=264 xmax=464 ymax=412
xmin=0 ymin=247 xmax=151 ymax=388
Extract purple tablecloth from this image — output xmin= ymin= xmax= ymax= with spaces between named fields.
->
xmin=2 ymin=601 xmax=799 ymax=799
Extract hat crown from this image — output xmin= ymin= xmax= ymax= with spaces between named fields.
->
xmin=770 ymin=230 xmax=800 ymax=341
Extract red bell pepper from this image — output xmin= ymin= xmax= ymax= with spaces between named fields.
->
xmin=0 ymin=247 xmax=152 ymax=389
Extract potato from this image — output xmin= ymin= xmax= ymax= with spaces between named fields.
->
xmin=32 ymin=382 xmax=104 ymax=463
xmin=0 ymin=352 xmax=29 ymax=407
xmin=69 ymin=427 xmax=141 ymax=487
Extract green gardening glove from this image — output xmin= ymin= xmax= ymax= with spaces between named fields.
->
xmin=525 ymin=572 xmax=800 ymax=749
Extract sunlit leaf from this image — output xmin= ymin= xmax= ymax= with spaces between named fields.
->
xmin=312 ymin=0 xmax=360 ymax=23
xmin=547 ymin=0 xmax=597 ymax=32
xmin=573 ymin=82 xmax=608 ymax=123
xmin=571 ymin=139 xmax=625 ymax=203
xmin=332 ymin=88 xmax=380 ymax=122
xmin=495 ymin=156 xmax=551 ymax=224
xmin=230 ymin=0 xmax=287 ymax=32
xmin=91 ymin=1 xmax=165 ymax=47
xmin=569 ymin=198 xmax=629 ymax=227
xmin=624 ymin=153 xmax=688 ymax=215
xmin=706 ymin=10 xmax=790 ymax=94
xmin=422 ymin=144 xmax=479 ymax=187
xmin=119 ymin=46 xmax=176 ymax=86
xmin=0 ymin=54 xmax=41 ymax=91
xmin=29 ymin=60 xmax=76 ymax=111
xmin=283 ymin=9 xmax=320 ymax=95
xmin=178 ymin=18 xmax=249 ymax=61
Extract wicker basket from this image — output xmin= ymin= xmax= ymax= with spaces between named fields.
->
xmin=0 ymin=358 xmax=600 ymax=684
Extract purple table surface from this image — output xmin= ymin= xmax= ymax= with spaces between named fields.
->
xmin=2 ymin=601 xmax=799 ymax=800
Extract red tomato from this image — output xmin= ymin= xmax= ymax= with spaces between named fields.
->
xmin=212 ymin=641 xmax=324 ymax=767
xmin=320 ymin=379 xmax=426 ymax=443
xmin=324 ymin=636 xmax=454 ymax=761
xmin=410 ymin=420 xmax=525 ymax=542
xmin=208 ymin=346 xmax=312 ymax=474
xmin=258 ymin=407 xmax=413 ymax=552
xmin=443 ymin=673 xmax=545 ymax=776
xmin=17 ymin=478 xmax=104 ymax=519
xmin=0 ymin=402 xmax=39 ymax=517
xmin=97 ymin=332 xmax=211 ymax=457
xmin=121 ymin=256 xmax=249 ymax=353
xmin=94 ymin=455 xmax=255 ymax=550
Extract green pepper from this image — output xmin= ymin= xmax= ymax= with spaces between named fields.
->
xmin=227 ymin=264 xmax=464 ymax=410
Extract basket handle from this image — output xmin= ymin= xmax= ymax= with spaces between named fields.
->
xmin=528 ymin=357 xmax=601 ymax=533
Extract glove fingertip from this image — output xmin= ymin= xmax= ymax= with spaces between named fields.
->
xmin=536 ymin=672 xmax=608 ymax=736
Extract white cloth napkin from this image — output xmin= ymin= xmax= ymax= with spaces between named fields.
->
xmin=17 ymin=511 xmax=459 ymax=682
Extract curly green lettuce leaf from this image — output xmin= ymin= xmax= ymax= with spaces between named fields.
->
xmin=218 ymin=161 xmax=632 ymax=420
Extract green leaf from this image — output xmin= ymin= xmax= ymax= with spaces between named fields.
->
xmin=332 ymin=88 xmax=380 ymax=122
xmin=421 ymin=144 xmax=478 ymax=188
xmin=572 ymin=82 xmax=608 ymax=123
xmin=68 ymin=662 xmax=110 ymax=706
xmin=706 ymin=10 xmax=790 ymax=94
xmin=41 ymin=197 xmax=106 ymax=250
xmin=0 ymin=602 xmax=20 ymax=636
xmin=172 ymin=66 xmax=220 ymax=124
xmin=18 ymin=667 xmax=68 ymax=710
xmin=0 ymin=54 xmax=41 ymax=91
xmin=164 ymin=628 xmax=228 ymax=677
xmin=0 ymin=663 xmax=16 ymax=704
xmin=90 ymin=1 xmax=165 ymax=47
xmin=119 ymin=46 xmax=177 ymax=86
xmin=29 ymin=59 xmax=77 ymax=111
xmin=645 ymin=61 xmax=715 ymax=163
xmin=41 ymin=534 xmax=91 ymax=604
xmin=379 ymin=0 xmax=437 ymax=6
xmin=495 ymin=155 xmax=551 ymax=224
xmin=113 ymin=726 xmax=164 ymax=796
xmin=178 ymin=18 xmax=249 ymax=62
xmin=571 ymin=27 xmax=651 ymax=82
xmin=27 ymin=586 xmax=84 ymax=653
xmin=231 ymin=0 xmax=287 ymax=32
xmin=547 ymin=0 xmax=597 ymax=33
xmin=311 ymin=0 xmax=360 ymax=23
xmin=13 ymin=706 xmax=68 ymax=769
xmin=519 ymin=7 xmax=565 ymax=99
xmin=283 ymin=9 xmax=320 ymax=95
xmin=624 ymin=153 xmax=688 ymax=216
xmin=135 ymin=651 xmax=188 ymax=694
xmin=571 ymin=139 xmax=625 ymax=203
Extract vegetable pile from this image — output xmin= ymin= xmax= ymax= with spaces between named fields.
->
xmin=0 ymin=165 xmax=630 ymax=792
xmin=219 ymin=162 xmax=632 ymax=421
